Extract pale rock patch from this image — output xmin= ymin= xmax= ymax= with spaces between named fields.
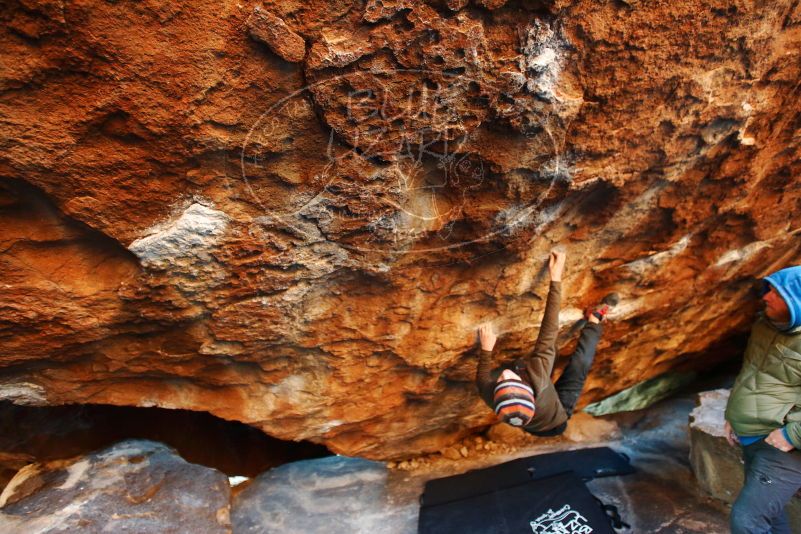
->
xmin=129 ymin=202 xmax=229 ymax=268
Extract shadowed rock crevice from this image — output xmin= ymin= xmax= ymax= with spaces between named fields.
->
xmin=0 ymin=401 xmax=332 ymax=492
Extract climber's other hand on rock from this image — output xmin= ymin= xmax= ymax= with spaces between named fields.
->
xmin=478 ymin=324 xmax=497 ymax=352
xmin=549 ymin=249 xmax=566 ymax=282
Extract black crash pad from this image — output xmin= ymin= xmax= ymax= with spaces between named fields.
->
xmin=418 ymin=471 xmax=617 ymax=534
xmin=421 ymin=446 xmax=633 ymax=507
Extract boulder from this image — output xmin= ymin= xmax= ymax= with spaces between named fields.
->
xmin=1 ymin=0 xmax=801 ymax=459
xmin=689 ymin=389 xmax=801 ymax=533
xmin=0 ymin=440 xmax=232 ymax=534
xmin=231 ymin=455 xmax=417 ymax=533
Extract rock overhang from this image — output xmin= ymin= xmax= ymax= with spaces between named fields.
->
xmin=0 ymin=0 xmax=800 ymax=459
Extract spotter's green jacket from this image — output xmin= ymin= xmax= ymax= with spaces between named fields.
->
xmin=725 ymin=317 xmax=801 ymax=448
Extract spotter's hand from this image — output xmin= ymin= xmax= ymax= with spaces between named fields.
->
xmin=724 ymin=420 xmax=737 ymax=447
xmin=766 ymin=428 xmax=794 ymax=452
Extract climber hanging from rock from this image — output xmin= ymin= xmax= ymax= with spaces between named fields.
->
xmin=475 ymin=249 xmax=618 ymax=436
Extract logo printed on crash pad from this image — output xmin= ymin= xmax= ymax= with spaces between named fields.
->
xmin=530 ymin=504 xmax=593 ymax=534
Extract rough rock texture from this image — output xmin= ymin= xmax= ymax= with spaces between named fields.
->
xmin=246 ymin=7 xmax=306 ymax=63
xmin=0 ymin=440 xmax=232 ymax=533
xmin=689 ymin=389 xmax=801 ymax=532
xmin=232 ymin=455 xmax=417 ymax=533
xmin=1 ymin=0 xmax=801 ymax=458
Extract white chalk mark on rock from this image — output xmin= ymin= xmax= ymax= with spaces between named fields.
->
xmin=714 ymin=241 xmax=770 ymax=267
xmin=129 ymin=202 xmax=229 ymax=268
xmin=0 ymin=382 xmax=47 ymax=405
xmin=521 ymin=21 xmax=564 ymax=102
xmin=622 ymin=235 xmax=692 ymax=276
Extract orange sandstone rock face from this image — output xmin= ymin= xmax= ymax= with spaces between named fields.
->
xmin=0 ymin=0 xmax=800 ymax=459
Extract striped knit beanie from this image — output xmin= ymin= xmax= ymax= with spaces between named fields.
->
xmin=493 ymin=378 xmax=536 ymax=427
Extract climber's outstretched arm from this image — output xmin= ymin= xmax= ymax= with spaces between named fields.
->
xmin=475 ymin=324 xmax=497 ymax=402
xmin=527 ymin=251 xmax=564 ymax=376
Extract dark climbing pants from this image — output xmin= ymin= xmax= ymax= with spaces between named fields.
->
xmin=730 ymin=439 xmax=801 ymax=534
xmin=555 ymin=322 xmax=603 ymax=417
xmin=530 ymin=323 xmax=602 ymax=437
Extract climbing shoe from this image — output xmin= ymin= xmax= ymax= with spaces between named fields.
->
xmin=585 ymin=292 xmax=619 ymax=322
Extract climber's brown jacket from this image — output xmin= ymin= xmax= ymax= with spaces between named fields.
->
xmin=476 ymin=281 xmax=568 ymax=433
